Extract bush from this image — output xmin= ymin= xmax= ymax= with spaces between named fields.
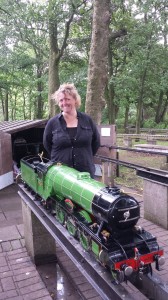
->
xmin=143 ymin=119 xmax=157 ymax=128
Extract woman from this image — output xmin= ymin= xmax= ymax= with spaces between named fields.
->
xmin=43 ymin=83 xmax=100 ymax=178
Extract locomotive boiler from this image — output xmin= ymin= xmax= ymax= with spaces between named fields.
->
xmin=20 ymin=155 xmax=165 ymax=283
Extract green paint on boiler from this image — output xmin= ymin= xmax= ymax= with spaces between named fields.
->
xmin=46 ymin=164 xmax=105 ymax=214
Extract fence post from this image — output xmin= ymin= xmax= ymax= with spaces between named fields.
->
xmin=123 ymin=136 xmax=132 ymax=147
xmin=116 ymin=149 xmax=120 ymax=177
xmin=147 ymin=136 xmax=156 ymax=145
xmin=101 ymin=161 xmax=108 ymax=185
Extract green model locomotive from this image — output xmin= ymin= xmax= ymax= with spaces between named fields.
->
xmin=20 ymin=155 xmax=165 ymax=283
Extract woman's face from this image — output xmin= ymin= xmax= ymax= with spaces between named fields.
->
xmin=58 ymin=92 xmax=76 ymax=113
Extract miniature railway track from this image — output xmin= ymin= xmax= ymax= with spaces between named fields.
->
xmin=96 ymin=154 xmax=168 ymax=185
xmin=100 ymin=144 xmax=168 ymax=156
xmin=136 ymin=167 xmax=168 ymax=184
xmin=117 ymin=134 xmax=168 ymax=141
xmin=18 ymin=184 xmax=168 ymax=300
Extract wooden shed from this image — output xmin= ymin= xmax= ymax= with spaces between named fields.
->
xmin=0 ymin=120 xmax=47 ymax=190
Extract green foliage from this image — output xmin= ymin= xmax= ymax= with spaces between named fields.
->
xmin=107 ymin=0 xmax=168 ymax=129
xmin=0 ymin=0 xmax=168 ymax=127
xmin=143 ymin=119 xmax=158 ymax=129
xmin=154 ymin=122 xmax=168 ymax=129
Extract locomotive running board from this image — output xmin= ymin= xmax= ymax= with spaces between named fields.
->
xmin=18 ymin=183 xmax=135 ymax=300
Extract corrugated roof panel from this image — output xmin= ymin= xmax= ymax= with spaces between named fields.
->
xmin=0 ymin=120 xmax=47 ymax=133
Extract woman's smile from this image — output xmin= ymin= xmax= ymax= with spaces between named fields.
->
xmin=58 ymin=92 xmax=76 ymax=113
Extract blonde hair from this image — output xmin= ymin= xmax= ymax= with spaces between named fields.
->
xmin=52 ymin=83 xmax=81 ymax=109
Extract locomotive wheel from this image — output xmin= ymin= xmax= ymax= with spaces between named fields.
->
xmin=99 ymin=250 xmax=109 ymax=265
xmin=66 ymin=217 xmax=77 ymax=237
xmin=111 ymin=269 xmax=125 ymax=284
xmin=79 ymin=231 xmax=90 ymax=251
xmin=56 ymin=207 xmax=65 ymax=224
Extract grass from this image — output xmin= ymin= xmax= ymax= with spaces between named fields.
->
xmin=115 ymin=167 xmax=144 ymax=192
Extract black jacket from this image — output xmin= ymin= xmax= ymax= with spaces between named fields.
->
xmin=43 ymin=111 xmax=100 ymax=178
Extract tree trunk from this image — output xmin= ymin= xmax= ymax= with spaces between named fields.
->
xmin=124 ymin=103 xmax=130 ymax=133
xmin=136 ymin=93 xmax=144 ymax=134
xmin=48 ymin=50 xmax=60 ymax=117
xmin=11 ymin=93 xmax=17 ymax=120
xmin=22 ymin=91 xmax=26 ymax=119
xmin=0 ymin=88 xmax=5 ymax=118
xmin=36 ymin=67 xmax=44 ymax=119
xmin=155 ymin=12 xmax=168 ymax=124
xmin=4 ymin=91 xmax=9 ymax=121
xmin=155 ymin=90 xmax=164 ymax=123
xmin=106 ymin=29 xmax=127 ymax=124
xmin=106 ymin=43 xmax=116 ymax=124
xmin=47 ymin=5 xmax=60 ymax=118
xmin=136 ymin=13 xmax=153 ymax=133
xmin=85 ymin=0 xmax=111 ymax=124
xmin=47 ymin=0 xmax=77 ymax=118
xmin=47 ymin=0 xmax=62 ymax=117
xmin=155 ymin=90 xmax=168 ymax=123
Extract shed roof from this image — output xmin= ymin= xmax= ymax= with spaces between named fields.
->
xmin=0 ymin=119 xmax=47 ymax=134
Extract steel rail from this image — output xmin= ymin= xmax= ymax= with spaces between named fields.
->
xmin=95 ymin=154 xmax=168 ymax=185
xmin=99 ymin=145 xmax=168 ymax=156
xmin=136 ymin=168 xmax=168 ymax=185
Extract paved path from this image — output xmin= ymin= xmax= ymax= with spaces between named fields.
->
xmin=0 ymin=185 xmax=53 ymax=300
xmin=0 ymin=247 xmax=52 ymax=300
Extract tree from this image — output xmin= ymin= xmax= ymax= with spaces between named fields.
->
xmin=106 ymin=0 xmax=168 ymax=130
xmin=85 ymin=0 xmax=111 ymax=124
xmin=48 ymin=0 xmax=92 ymax=117
xmin=0 ymin=0 xmax=49 ymax=120
xmin=47 ymin=0 xmax=75 ymax=117
xmin=0 ymin=0 xmax=168 ymax=129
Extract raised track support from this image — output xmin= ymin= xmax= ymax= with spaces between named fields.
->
xmin=136 ymin=168 xmax=168 ymax=229
xmin=22 ymin=200 xmax=57 ymax=265
xmin=143 ymin=179 xmax=168 ymax=229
